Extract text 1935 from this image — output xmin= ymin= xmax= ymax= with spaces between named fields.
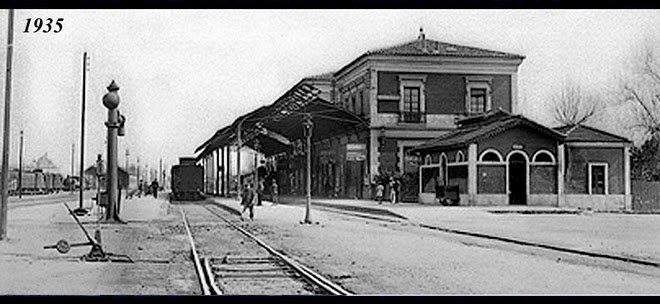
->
xmin=23 ymin=18 xmax=64 ymax=33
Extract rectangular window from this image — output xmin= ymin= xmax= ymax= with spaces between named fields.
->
xmin=588 ymin=163 xmax=608 ymax=195
xmin=403 ymin=87 xmax=420 ymax=113
xmin=402 ymin=86 xmax=422 ymax=122
xmin=469 ymin=88 xmax=487 ymax=114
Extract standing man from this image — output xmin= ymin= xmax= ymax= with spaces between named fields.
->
xmin=137 ymin=179 xmax=143 ymax=197
xmin=150 ymin=179 xmax=159 ymax=199
xmin=271 ymin=179 xmax=279 ymax=205
xmin=240 ymin=184 xmax=255 ymax=221
xmin=256 ymin=178 xmax=265 ymax=206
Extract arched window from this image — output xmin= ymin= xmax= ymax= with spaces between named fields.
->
xmin=479 ymin=149 xmax=503 ymax=162
xmin=455 ymin=151 xmax=465 ymax=163
xmin=532 ymin=150 xmax=556 ymax=164
xmin=424 ymin=155 xmax=432 ymax=165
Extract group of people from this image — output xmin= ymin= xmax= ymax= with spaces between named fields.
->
xmin=136 ymin=179 xmax=160 ymax=199
xmin=374 ymin=177 xmax=401 ymax=205
xmin=240 ymin=179 xmax=279 ymax=221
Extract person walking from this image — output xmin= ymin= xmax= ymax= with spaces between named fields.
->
xmin=271 ymin=179 xmax=279 ymax=205
xmin=375 ymin=182 xmax=384 ymax=205
xmin=150 ymin=180 xmax=159 ymax=199
xmin=240 ymin=184 xmax=256 ymax=221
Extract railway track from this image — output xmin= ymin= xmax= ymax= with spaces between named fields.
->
xmin=180 ymin=204 xmax=352 ymax=295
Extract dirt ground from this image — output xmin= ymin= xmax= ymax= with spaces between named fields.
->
xmin=0 ymin=195 xmax=198 ymax=295
xmin=210 ymin=197 xmax=660 ymax=294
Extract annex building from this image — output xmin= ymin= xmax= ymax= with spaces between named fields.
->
xmin=195 ymin=29 xmax=632 ymax=210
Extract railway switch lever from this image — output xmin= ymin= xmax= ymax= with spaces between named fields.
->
xmin=43 ymin=203 xmax=133 ymax=263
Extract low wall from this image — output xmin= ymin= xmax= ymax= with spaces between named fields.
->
xmin=473 ymin=194 xmax=507 ymax=206
xmin=564 ymin=194 xmax=626 ymax=211
xmin=528 ymin=194 xmax=557 ymax=207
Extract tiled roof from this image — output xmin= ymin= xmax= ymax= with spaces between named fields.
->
xmin=412 ymin=111 xmax=564 ymax=153
xmin=303 ymin=71 xmax=334 ymax=81
xmin=335 ymin=37 xmax=524 ymax=77
xmin=553 ymin=124 xmax=631 ymax=143
xmin=367 ymin=38 xmax=525 ymax=60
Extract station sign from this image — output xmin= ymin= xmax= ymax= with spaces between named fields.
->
xmin=346 ymin=143 xmax=366 ymax=161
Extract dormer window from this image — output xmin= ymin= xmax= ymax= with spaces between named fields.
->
xmin=465 ymin=76 xmax=492 ymax=115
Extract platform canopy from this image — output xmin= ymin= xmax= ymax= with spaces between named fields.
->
xmin=195 ymin=83 xmax=367 ymax=160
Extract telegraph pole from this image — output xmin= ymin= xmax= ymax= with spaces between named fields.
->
xmin=18 ymin=130 xmax=22 ymax=198
xmin=125 ymin=149 xmax=129 ymax=198
xmin=70 ymin=143 xmax=74 ymax=190
xmin=159 ymin=158 xmax=162 ymax=185
xmin=74 ymin=52 xmax=89 ymax=215
xmin=0 ymin=9 xmax=15 ymax=240
xmin=137 ymin=157 xmax=140 ymax=184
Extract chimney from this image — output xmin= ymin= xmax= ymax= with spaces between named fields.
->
xmin=418 ymin=27 xmax=427 ymax=53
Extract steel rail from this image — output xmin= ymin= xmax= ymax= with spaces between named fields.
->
xmin=202 ymin=257 xmax=223 ymax=295
xmin=203 ymin=205 xmax=352 ymax=295
xmin=180 ymin=209 xmax=212 ymax=295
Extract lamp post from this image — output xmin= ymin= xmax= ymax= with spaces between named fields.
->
xmin=302 ymin=114 xmax=313 ymax=224
xmin=253 ymin=138 xmax=260 ymax=205
xmin=101 ymin=80 xmax=124 ymax=223
xmin=236 ymin=116 xmax=247 ymax=202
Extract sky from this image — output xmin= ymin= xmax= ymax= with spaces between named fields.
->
xmin=0 ymin=9 xmax=658 ymax=174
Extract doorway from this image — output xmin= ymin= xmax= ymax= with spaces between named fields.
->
xmin=508 ymin=153 xmax=527 ymax=205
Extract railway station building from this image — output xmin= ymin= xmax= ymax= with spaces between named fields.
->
xmin=195 ymin=29 xmax=633 ymax=210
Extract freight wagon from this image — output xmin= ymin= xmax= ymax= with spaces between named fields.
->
xmin=8 ymin=170 xmax=65 ymax=195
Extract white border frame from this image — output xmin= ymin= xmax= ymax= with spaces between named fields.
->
xmin=531 ymin=149 xmax=556 ymax=165
xmin=465 ymin=76 xmax=493 ymax=115
xmin=587 ymin=162 xmax=609 ymax=195
xmin=399 ymin=75 xmax=426 ymax=115
xmin=478 ymin=148 xmax=505 ymax=164
xmin=455 ymin=151 xmax=465 ymax=163
xmin=505 ymin=150 xmax=530 ymax=203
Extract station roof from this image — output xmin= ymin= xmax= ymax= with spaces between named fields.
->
xmin=195 ymin=83 xmax=367 ymax=160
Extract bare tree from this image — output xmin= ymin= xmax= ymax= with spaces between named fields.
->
xmin=552 ymin=80 xmax=601 ymax=126
xmin=620 ymin=44 xmax=660 ymax=138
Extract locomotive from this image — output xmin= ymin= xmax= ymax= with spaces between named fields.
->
xmin=8 ymin=169 xmax=65 ymax=195
xmin=170 ymin=157 xmax=204 ymax=201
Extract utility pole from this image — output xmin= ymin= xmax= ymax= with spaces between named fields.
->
xmin=0 ymin=9 xmax=15 ymax=240
xmin=74 ymin=52 xmax=89 ymax=215
xmin=70 ymin=143 xmax=75 ymax=190
xmin=18 ymin=130 xmax=22 ymax=199
xmin=159 ymin=158 xmax=162 ymax=185
xmin=125 ymin=149 xmax=129 ymax=198
xmin=137 ymin=157 xmax=140 ymax=184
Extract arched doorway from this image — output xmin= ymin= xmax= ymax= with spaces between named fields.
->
xmin=507 ymin=152 xmax=528 ymax=205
